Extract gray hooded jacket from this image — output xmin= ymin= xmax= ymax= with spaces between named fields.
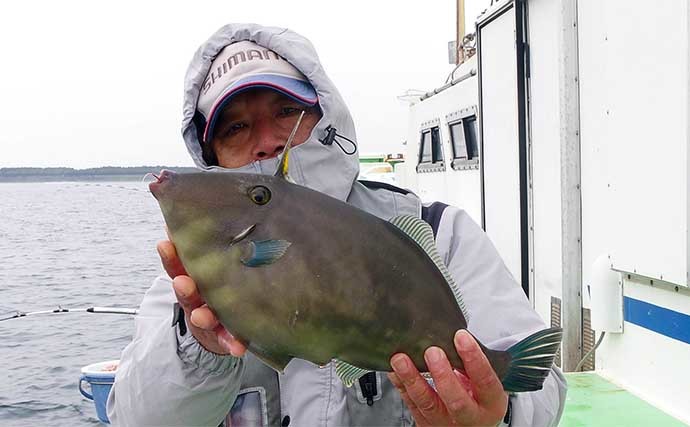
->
xmin=107 ymin=24 xmax=566 ymax=427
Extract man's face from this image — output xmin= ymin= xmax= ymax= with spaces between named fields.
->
xmin=209 ymin=88 xmax=322 ymax=168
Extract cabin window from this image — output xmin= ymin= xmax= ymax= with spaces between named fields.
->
xmin=417 ymin=126 xmax=445 ymax=173
xmin=419 ymin=131 xmax=433 ymax=163
xmin=449 ymin=121 xmax=468 ymax=159
xmin=463 ymin=116 xmax=479 ymax=159
xmin=447 ymin=108 xmax=480 ymax=170
xmin=431 ymin=127 xmax=444 ymax=163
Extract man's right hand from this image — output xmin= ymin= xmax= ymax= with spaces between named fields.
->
xmin=157 ymin=240 xmax=247 ymax=357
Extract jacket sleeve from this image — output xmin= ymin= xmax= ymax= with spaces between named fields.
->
xmin=106 ymin=275 xmax=245 ymax=427
xmin=437 ymin=207 xmax=567 ymax=427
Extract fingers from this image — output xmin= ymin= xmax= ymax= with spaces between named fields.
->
xmin=388 ymin=372 xmax=430 ymax=426
xmin=189 ymin=305 xmax=248 ymax=357
xmin=424 ymin=346 xmax=478 ymax=424
xmin=390 ymin=353 xmax=447 ymax=425
xmin=157 ymin=240 xmax=187 ymax=278
xmin=173 ymin=276 xmax=221 ymax=334
xmin=216 ymin=327 xmax=248 ymax=357
xmin=190 ymin=305 xmax=219 ymax=330
xmin=390 ymin=334 xmax=508 ymax=427
xmin=169 ymin=267 xmax=248 ymax=358
xmin=454 ymin=330 xmax=508 ymax=409
xmin=454 ymin=369 xmax=475 ymax=399
xmin=173 ymin=276 xmax=243 ymax=357
xmin=172 ymin=275 xmax=204 ymax=312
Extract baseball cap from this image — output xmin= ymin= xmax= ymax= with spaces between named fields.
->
xmin=197 ymin=40 xmax=318 ymax=143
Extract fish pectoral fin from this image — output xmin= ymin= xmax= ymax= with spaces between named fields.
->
xmin=389 ymin=215 xmax=468 ymax=319
xmin=240 ymin=240 xmax=292 ymax=267
xmin=334 ymin=360 xmax=371 ymax=387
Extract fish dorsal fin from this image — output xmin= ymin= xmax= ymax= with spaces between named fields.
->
xmin=389 ymin=215 xmax=469 ymax=320
xmin=334 ymin=360 xmax=370 ymax=387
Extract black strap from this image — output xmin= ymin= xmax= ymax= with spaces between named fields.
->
xmin=172 ymin=302 xmax=187 ymax=336
xmin=503 ymin=398 xmax=512 ymax=425
xmin=358 ymin=372 xmax=378 ymax=406
xmin=421 ymin=202 xmax=449 ymax=238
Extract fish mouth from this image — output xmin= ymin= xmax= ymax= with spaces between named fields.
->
xmin=148 ymin=169 xmax=176 ymax=198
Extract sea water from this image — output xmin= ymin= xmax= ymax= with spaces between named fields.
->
xmin=0 ymin=182 xmax=164 ymax=426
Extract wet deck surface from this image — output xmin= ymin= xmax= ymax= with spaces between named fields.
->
xmin=561 ymin=372 xmax=687 ymax=426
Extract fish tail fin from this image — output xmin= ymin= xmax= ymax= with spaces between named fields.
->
xmin=501 ymin=327 xmax=563 ymax=392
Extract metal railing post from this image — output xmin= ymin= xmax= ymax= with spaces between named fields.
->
xmin=559 ymin=0 xmax=584 ymax=371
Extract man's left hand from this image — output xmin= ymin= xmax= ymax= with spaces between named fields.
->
xmin=388 ymin=329 xmax=508 ymax=427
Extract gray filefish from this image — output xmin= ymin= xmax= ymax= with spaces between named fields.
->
xmin=149 ymin=119 xmax=561 ymax=392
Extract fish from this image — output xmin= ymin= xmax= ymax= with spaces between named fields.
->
xmin=149 ymin=114 xmax=562 ymax=392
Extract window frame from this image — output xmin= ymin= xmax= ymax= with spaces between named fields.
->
xmin=446 ymin=106 xmax=480 ymax=171
xmin=416 ymin=118 xmax=446 ymax=173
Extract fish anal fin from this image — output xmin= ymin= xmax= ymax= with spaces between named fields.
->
xmin=334 ymin=360 xmax=371 ymax=387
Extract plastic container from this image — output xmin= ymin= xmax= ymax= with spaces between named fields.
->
xmin=79 ymin=360 xmax=119 ymax=424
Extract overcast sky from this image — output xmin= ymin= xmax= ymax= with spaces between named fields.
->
xmin=0 ymin=0 xmax=490 ymax=168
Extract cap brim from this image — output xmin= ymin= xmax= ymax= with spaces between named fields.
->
xmin=203 ymin=74 xmax=318 ymax=143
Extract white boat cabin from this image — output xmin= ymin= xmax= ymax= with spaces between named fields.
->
xmin=398 ymin=0 xmax=690 ymax=424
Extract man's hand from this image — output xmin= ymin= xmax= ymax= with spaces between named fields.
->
xmin=157 ymin=240 xmax=247 ymax=357
xmin=388 ymin=330 xmax=508 ymax=427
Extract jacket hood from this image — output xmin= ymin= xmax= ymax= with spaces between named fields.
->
xmin=182 ymin=23 xmax=359 ymax=201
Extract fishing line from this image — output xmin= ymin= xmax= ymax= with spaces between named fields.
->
xmin=72 ymin=182 xmax=149 ymax=194
xmin=0 ymin=306 xmax=139 ymax=322
xmin=62 ymin=175 xmax=161 ymax=194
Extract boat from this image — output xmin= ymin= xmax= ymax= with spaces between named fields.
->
xmin=397 ymin=0 xmax=690 ymax=425
xmin=359 ymin=153 xmax=404 ymax=185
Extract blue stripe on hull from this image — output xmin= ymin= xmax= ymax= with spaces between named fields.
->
xmin=624 ymin=296 xmax=690 ymax=345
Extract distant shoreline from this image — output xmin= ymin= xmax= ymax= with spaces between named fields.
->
xmin=0 ymin=166 xmax=198 ymax=183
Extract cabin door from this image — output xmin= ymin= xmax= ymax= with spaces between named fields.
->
xmin=477 ymin=0 xmax=531 ymax=297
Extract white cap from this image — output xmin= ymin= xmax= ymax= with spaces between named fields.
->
xmin=197 ymin=40 xmax=318 ymax=143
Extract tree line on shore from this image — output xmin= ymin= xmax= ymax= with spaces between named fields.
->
xmin=0 ymin=166 xmax=198 ymax=182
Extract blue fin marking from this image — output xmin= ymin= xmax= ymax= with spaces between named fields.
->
xmin=241 ymin=240 xmax=292 ymax=267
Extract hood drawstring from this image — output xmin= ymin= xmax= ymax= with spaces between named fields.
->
xmin=319 ymin=125 xmax=357 ymax=155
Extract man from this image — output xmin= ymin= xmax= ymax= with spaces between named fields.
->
xmin=108 ymin=24 xmax=566 ymax=426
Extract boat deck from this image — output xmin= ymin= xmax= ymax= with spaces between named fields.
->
xmin=561 ymin=372 xmax=687 ymax=426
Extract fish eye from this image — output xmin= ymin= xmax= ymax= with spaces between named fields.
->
xmin=248 ymin=186 xmax=271 ymax=205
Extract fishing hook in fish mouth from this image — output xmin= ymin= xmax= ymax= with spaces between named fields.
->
xmin=229 ymin=224 xmax=256 ymax=245
xmin=141 ymin=172 xmax=162 ymax=184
